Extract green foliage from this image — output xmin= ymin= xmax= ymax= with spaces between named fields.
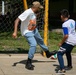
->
xmin=0 ymin=32 xmax=29 ymax=52
xmin=48 ymin=31 xmax=62 ymax=51
xmin=0 ymin=31 xmax=76 ymax=53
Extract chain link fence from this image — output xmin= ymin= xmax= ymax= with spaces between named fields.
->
xmin=0 ymin=0 xmax=45 ymax=53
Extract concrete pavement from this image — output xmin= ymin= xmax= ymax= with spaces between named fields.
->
xmin=0 ymin=53 xmax=76 ymax=75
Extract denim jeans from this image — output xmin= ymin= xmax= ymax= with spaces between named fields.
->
xmin=24 ymin=28 xmax=48 ymax=59
xmin=57 ymin=43 xmax=74 ymax=70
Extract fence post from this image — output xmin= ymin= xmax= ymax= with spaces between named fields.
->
xmin=2 ymin=1 xmax=5 ymax=15
xmin=23 ymin=0 xmax=28 ymax=10
xmin=43 ymin=0 xmax=49 ymax=56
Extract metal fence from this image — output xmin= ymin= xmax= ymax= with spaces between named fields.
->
xmin=0 ymin=0 xmax=45 ymax=53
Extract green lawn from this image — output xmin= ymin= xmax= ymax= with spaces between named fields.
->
xmin=48 ymin=32 xmax=76 ymax=53
xmin=0 ymin=31 xmax=76 ymax=53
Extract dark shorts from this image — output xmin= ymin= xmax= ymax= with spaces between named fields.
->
xmin=58 ymin=43 xmax=74 ymax=53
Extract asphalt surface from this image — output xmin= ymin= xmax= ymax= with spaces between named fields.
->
xmin=0 ymin=53 xmax=76 ymax=75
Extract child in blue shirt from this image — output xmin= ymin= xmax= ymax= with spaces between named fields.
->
xmin=57 ymin=9 xmax=76 ymax=74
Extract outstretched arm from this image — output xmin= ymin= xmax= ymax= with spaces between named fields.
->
xmin=12 ymin=18 xmax=20 ymax=38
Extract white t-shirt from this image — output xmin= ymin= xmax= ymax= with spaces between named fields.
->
xmin=62 ymin=19 xmax=76 ymax=46
xmin=18 ymin=8 xmax=36 ymax=36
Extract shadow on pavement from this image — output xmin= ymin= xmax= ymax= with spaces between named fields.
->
xmin=12 ymin=59 xmax=56 ymax=67
xmin=53 ymin=64 xmax=60 ymax=73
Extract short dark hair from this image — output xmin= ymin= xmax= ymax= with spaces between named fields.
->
xmin=61 ymin=9 xmax=70 ymax=18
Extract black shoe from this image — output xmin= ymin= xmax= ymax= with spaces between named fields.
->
xmin=45 ymin=50 xmax=57 ymax=58
xmin=65 ymin=66 xmax=73 ymax=70
xmin=25 ymin=58 xmax=34 ymax=70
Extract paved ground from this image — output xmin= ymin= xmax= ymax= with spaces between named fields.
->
xmin=0 ymin=53 xmax=76 ymax=75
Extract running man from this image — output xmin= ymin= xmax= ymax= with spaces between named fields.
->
xmin=12 ymin=1 xmax=57 ymax=70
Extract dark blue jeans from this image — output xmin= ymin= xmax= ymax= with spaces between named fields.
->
xmin=57 ymin=43 xmax=74 ymax=70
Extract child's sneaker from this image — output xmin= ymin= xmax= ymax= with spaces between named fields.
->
xmin=57 ymin=69 xmax=66 ymax=75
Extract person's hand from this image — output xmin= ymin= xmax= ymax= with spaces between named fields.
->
xmin=58 ymin=43 xmax=62 ymax=47
xmin=12 ymin=32 xmax=17 ymax=38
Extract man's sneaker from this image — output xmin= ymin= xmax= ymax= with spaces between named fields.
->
xmin=25 ymin=58 xmax=34 ymax=70
xmin=45 ymin=50 xmax=57 ymax=58
xmin=65 ymin=66 xmax=73 ymax=70
xmin=57 ymin=69 xmax=66 ymax=75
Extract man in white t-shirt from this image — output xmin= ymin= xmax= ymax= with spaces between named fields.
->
xmin=12 ymin=1 xmax=57 ymax=70
xmin=57 ymin=9 xmax=76 ymax=74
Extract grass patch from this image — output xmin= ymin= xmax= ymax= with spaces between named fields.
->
xmin=48 ymin=32 xmax=62 ymax=51
xmin=48 ymin=32 xmax=76 ymax=53
xmin=0 ymin=32 xmax=29 ymax=52
xmin=0 ymin=31 xmax=76 ymax=53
